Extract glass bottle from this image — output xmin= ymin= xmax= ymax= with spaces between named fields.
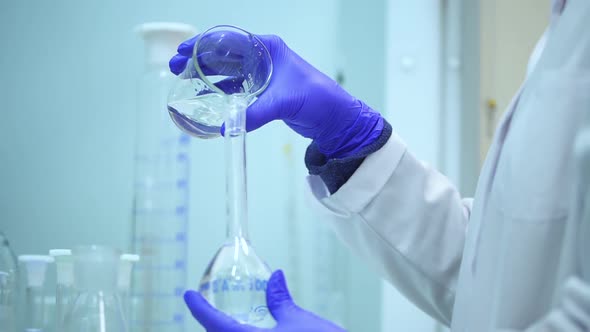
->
xmin=49 ymin=249 xmax=74 ymax=332
xmin=63 ymin=246 xmax=126 ymax=332
xmin=18 ymin=255 xmax=54 ymax=332
xmin=0 ymin=232 xmax=18 ymax=332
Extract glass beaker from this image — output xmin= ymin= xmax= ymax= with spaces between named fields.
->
xmin=63 ymin=246 xmax=126 ymax=332
xmin=167 ymin=24 xmax=273 ymax=139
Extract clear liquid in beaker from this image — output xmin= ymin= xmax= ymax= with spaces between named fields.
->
xmin=167 ymin=94 xmax=227 ymax=139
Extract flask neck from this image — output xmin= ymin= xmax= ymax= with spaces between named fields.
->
xmin=225 ymin=97 xmax=250 ymax=242
xmin=225 ymin=134 xmax=249 ymax=241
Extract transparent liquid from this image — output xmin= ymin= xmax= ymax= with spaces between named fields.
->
xmin=167 ymin=94 xmax=227 ymax=139
xmin=199 ymin=242 xmax=274 ymax=328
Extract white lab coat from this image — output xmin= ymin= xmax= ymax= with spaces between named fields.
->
xmin=307 ymin=0 xmax=590 ymax=330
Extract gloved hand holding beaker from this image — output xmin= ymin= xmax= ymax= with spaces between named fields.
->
xmin=170 ymin=32 xmax=384 ymax=159
xmin=184 ymin=270 xmax=346 ymax=332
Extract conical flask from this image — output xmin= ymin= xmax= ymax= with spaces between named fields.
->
xmin=64 ymin=246 xmax=126 ymax=332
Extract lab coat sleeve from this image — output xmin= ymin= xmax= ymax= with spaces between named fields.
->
xmin=307 ymin=131 xmax=471 ymax=326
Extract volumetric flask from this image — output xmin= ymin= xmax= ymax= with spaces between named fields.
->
xmin=167 ymin=25 xmax=275 ymax=327
xmin=167 ymin=25 xmax=273 ymax=139
xmin=197 ymin=97 xmax=274 ymax=326
xmin=64 ymin=246 xmax=126 ymax=332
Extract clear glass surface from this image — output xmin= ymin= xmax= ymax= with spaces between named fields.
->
xmin=18 ymin=255 xmax=53 ymax=332
xmin=0 ymin=232 xmax=17 ymax=332
xmin=131 ymin=43 xmax=190 ymax=331
xmin=55 ymin=283 xmax=75 ymax=331
xmin=199 ymin=241 xmax=272 ymax=326
xmin=167 ymin=25 xmax=273 ymax=139
xmin=24 ymin=286 xmax=45 ymax=331
xmin=50 ymin=250 xmax=74 ymax=332
xmin=167 ymin=25 xmax=274 ymax=326
xmin=198 ymin=97 xmax=274 ymax=327
xmin=0 ymin=273 xmax=16 ymax=332
xmin=64 ymin=246 xmax=126 ymax=332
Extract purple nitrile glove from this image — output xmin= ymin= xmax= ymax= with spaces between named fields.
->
xmin=169 ymin=33 xmax=383 ymax=159
xmin=183 ymin=270 xmax=346 ymax=332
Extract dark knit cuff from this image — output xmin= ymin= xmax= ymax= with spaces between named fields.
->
xmin=305 ymin=120 xmax=393 ymax=194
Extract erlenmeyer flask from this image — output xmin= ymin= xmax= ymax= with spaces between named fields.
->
xmin=168 ymin=25 xmax=275 ymax=327
xmin=64 ymin=246 xmax=127 ymax=332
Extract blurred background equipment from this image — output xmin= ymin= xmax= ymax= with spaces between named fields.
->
xmin=49 ymin=249 xmax=74 ymax=332
xmin=18 ymin=255 xmax=54 ymax=332
xmin=131 ymin=22 xmax=195 ymax=332
xmin=63 ymin=246 xmax=126 ymax=332
xmin=0 ymin=232 xmax=18 ymax=332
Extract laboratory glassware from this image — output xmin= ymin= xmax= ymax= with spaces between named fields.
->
xmin=131 ymin=22 xmax=195 ymax=332
xmin=49 ymin=249 xmax=74 ymax=332
xmin=168 ymin=25 xmax=275 ymax=326
xmin=118 ymin=254 xmax=139 ymax=324
xmin=63 ymin=246 xmax=126 ymax=332
xmin=198 ymin=95 xmax=273 ymax=326
xmin=0 ymin=232 xmax=18 ymax=332
xmin=18 ymin=255 xmax=54 ymax=332
xmin=0 ymin=272 xmax=14 ymax=331
xmin=167 ymin=25 xmax=273 ymax=139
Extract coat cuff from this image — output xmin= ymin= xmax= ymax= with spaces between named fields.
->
xmin=305 ymin=120 xmax=393 ymax=194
